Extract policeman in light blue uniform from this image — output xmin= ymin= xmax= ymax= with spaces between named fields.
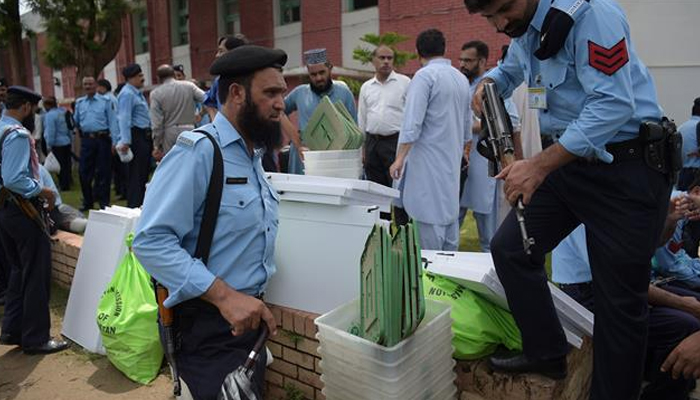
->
xmin=74 ymin=76 xmax=118 ymax=210
xmin=0 ymin=86 xmax=69 ymax=354
xmin=133 ymin=45 xmax=286 ymax=400
xmin=465 ymin=0 xmax=673 ymax=398
xmin=677 ymin=98 xmax=700 ymax=190
xmin=284 ymin=48 xmax=357 ymax=175
xmin=117 ymin=63 xmax=151 ymax=208
xmin=96 ymin=78 xmax=127 ymax=199
xmin=42 ymin=96 xmax=73 ymax=190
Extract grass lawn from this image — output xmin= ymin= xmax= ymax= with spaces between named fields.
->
xmin=53 ymin=168 xmax=127 ymax=211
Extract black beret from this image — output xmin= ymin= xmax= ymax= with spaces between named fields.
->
xmin=210 ymin=45 xmax=287 ymax=78
xmin=7 ymin=86 xmax=42 ymax=104
xmin=122 ymin=63 xmax=142 ymax=79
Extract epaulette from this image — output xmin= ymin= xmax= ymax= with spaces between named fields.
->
xmin=176 ymin=130 xmax=208 ymax=149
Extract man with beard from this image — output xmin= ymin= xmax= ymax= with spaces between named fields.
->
xmin=283 ymin=48 xmax=357 ymax=174
xmin=117 ymin=64 xmax=152 ymax=208
xmin=74 ymin=76 xmax=119 ymax=210
xmin=458 ymin=40 xmax=521 ymax=251
xmin=389 ymin=29 xmax=471 ymax=251
xmin=0 ymin=86 xmax=69 ymax=354
xmin=133 ymin=45 xmax=286 ymax=400
xmin=465 ymin=0 xmax=672 ymax=398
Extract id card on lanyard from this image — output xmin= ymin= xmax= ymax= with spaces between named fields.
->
xmin=528 ymin=74 xmax=547 ymax=110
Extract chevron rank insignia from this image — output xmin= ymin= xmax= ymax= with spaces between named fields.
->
xmin=588 ymin=38 xmax=629 ymax=76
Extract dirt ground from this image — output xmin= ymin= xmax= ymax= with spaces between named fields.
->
xmin=0 ymin=285 xmax=173 ymax=400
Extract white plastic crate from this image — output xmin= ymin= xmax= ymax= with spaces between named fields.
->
xmin=302 ymin=149 xmax=362 ymax=161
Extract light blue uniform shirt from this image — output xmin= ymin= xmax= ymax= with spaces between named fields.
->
xmin=74 ymin=94 xmax=119 ymax=142
xmin=117 ymin=83 xmax=151 ymax=145
xmin=679 ymin=116 xmax=700 ymax=168
xmin=653 ymin=217 xmax=700 ymax=288
xmin=38 ymin=164 xmax=62 ymax=206
xmin=397 ymin=58 xmax=472 ymax=225
xmin=99 ymin=92 xmax=119 ymax=113
xmin=284 ymin=81 xmax=357 ymax=174
xmin=0 ymin=115 xmax=41 ymax=198
xmin=551 ymin=224 xmax=593 ymax=284
xmin=133 ymin=112 xmax=280 ymax=308
xmin=43 ymin=107 xmax=73 ymax=148
xmin=485 ymin=0 xmax=663 ymax=163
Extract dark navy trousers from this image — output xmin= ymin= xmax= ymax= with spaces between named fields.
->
xmin=175 ymin=300 xmax=267 ymax=400
xmin=126 ymin=128 xmax=152 ymax=208
xmin=491 ymin=157 xmax=671 ymax=400
xmin=79 ymin=135 xmax=112 ymax=209
xmin=0 ymin=201 xmax=52 ymax=347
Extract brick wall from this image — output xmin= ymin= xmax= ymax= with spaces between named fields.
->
xmin=301 ymin=0 xmax=342 ymax=66
xmin=147 ymin=0 xmax=173 ymax=85
xmin=188 ymin=0 xmax=219 ymax=82
xmin=378 ymin=0 xmax=510 ymax=75
xmin=114 ymin=15 xmax=136 ymax=85
xmin=36 ymin=33 xmax=54 ymax=97
xmin=241 ymin=0 xmax=274 ymax=47
xmin=50 ymin=231 xmax=592 ymax=400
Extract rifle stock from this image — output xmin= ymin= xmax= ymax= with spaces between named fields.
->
xmin=154 ymin=281 xmax=181 ymax=396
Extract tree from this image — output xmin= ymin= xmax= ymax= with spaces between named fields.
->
xmin=0 ymin=0 xmax=28 ymax=86
xmin=27 ymin=0 xmax=138 ymax=96
xmin=353 ymin=32 xmax=417 ymax=70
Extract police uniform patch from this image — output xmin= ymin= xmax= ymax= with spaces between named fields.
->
xmin=588 ymin=38 xmax=629 ymax=76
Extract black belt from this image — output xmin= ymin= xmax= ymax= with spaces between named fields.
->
xmin=366 ymin=131 xmax=399 ymax=140
xmin=541 ymin=135 xmax=643 ymax=163
xmin=177 ymin=294 xmax=265 ymax=314
xmin=604 ymin=138 xmax=643 ymax=163
xmin=82 ymin=130 xmax=110 ymax=138
xmin=558 ymin=281 xmax=592 ymax=291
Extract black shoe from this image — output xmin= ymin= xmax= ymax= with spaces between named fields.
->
xmin=79 ymin=205 xmax=91 ymax=212
xmin=23 ymin=338 xmax=70 ymax=355
xmin=0 ymin=333 xmax=21 ymax=346
xmin=489 ymin=352 xmax=567 ymax=380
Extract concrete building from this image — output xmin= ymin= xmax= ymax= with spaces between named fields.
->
xmin=1 ymin=1 xmax=698 ymax=123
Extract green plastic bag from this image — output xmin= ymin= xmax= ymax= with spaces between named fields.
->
xmin=423 ymin=272 xmax=523 ymax=360
xmin=96 ymin=234 xmax=163 ymax=384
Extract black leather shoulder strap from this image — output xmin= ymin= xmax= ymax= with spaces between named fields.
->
xmin=192 ymin=129 xmax=224 ymax=265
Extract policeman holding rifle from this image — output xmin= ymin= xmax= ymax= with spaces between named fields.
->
xmin=464 ymin=0 xmax=679 ymax=398
xmin=0 ymin=86 xmax=69 ymax=354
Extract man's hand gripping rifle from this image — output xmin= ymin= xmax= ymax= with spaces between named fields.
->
xmin=477 ymin=81 xmax=535 ymax=255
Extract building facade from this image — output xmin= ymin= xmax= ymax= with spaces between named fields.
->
xmin=1 ymin=0 xmax=508 ymax=99
xmin=2 ymin=1 xmax=698 ymax=123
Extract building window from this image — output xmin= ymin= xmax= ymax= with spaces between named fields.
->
xmin=279 ymin=0 xmax=300 ymax=25
xmin=220 ymin=0 xmax=240 ymax=35
xmin=171 ymin=0 xmax=189 ymax=46
xmin=346 ymin=0 xmax=378 ymax=11
xmin=133 ymin=11 xmax=149 ymax=54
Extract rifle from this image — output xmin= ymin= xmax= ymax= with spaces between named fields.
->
xmin=154 ymin=281 xmax=181 ymax=396
xmin=0 ymin=187 xmax=53 ymax=238
xmin=478 ymin=81 xmax=536 ymax=255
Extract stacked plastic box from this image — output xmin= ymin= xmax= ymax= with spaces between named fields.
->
xmin=315 ymin=298 xmax=457 ymax=400
xmin=303 ymin=149 xmax=363 ymax=179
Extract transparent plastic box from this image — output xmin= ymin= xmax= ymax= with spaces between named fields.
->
xmin=317 ymin=335 xmax=453 ymax=382
xmin=319 ymin=349 xmax=455 ymax=395
xmin=303 ymin=149 xmax=362 ymax=161
xmin=315 ymin=298 xmax=452 ymax=365
xmin=321 ymin=365 xmax=456 ymax=400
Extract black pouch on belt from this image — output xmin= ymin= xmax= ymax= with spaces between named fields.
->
xmin=640 ymin=118 xmax=682 ymax=183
